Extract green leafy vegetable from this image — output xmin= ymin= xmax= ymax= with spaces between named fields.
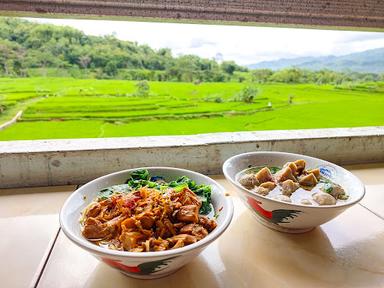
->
xmin=99 ymin=169 xmax=213 ymax=215
xmin=168 ymin=175 xmax=212 ymax=214
xmin=98 ymin=188 xmax=114 ymax=200
xmin=269 ymin=166 xmax=281 ymax=174
xmin=173 ymin=183 xmax=189 ymax=192
xmin=322 ymin=183 xmax=334 ymax=194
xmin=319 ymin=177 xmax=332 ymax=184
xmin=98 ymin=184 xmax=132 ymax=200
xmin=130 ymin=169 xmax=150 ymax=181
xmin=247 ymin=166 xmax=281 ymax=175
xmin=339 ymin=194 xmax=349 ymax=200
xmin=199 ymin=202 xmax=212 ymax=215
xmin=193 ymin=185 xmax=212 ymax=214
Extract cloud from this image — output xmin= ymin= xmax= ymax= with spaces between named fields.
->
xmin=336 ymin=33 xmax=384 ymax=43
xmin=24 ymin=18 xmax=384 ymax=65
xmin=189 ymin=38 xmax=216 ymax=48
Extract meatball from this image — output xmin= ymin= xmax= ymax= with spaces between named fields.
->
xmin=253 ymin=186 xmax=270 ymax=196
xmin=300 ymin=199 xmax=312 ymax=205
xmin=322 ymin=183 xmax=347 ymax=200
xmin=273 ymin=195 xmax=292 ymax=203
xmin=239 ymin=174 xmax=259 ymax=189
xmin=312 ymin=191 xmax=336 ymax=205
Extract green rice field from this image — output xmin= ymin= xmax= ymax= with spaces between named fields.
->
xmin=0 ymin=77 xmax=383 ymax=140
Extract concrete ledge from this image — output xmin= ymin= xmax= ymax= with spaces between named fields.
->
xmin=1 ymin=126 xmax=384 ymax=188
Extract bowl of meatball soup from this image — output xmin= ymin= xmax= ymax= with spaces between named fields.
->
xmin=223 ymin=151 xmax=365 ymax=233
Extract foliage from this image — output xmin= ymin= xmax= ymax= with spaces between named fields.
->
xmin=221 ymin=61 xmax=247 ymax=75
xmin=135 ymin=80 xmax=150 ymax=97
xmin=0 ymin=18 xmax=382 ymax=85
xmin=0 ymin=95 xmax=4 ymax=114
xmin=214 ymin=97 xmax=223 ymax=103
xmin=236 ymin=86 xmax=258 ymax=103
xmin=0 ymin=17 xmax=246 ymax=82
xmin=250 ymin=68 xmax=382 ymax=85
xmin=288 ymin=94 xmax=294 ymax=104
xmin=251 ymin=69 xmax=273 ymax=83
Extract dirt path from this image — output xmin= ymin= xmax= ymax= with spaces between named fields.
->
xmin=0 ymin=96 xmax=44 ymax=128
xmin=0 ymin=110 xmax=23 ymax=130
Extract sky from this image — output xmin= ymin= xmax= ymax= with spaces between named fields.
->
xmin=26 ymin=18 xmax=384 ymax=65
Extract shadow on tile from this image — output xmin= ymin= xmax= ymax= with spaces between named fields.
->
xmin=216 ymin=210 xmax=384 ymax=287
xmin=84 ymin=255 xmax=222 ymax=288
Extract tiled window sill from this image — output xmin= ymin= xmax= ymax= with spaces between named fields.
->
xmin=1 ymin=165 xmax=384 ymax=288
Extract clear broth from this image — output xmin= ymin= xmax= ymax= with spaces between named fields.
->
xmin=236 ymin=166 xmax=348 ymax=206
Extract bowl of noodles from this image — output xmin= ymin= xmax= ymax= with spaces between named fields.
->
xmin=60 ymin=167 xmax=233 ymax=279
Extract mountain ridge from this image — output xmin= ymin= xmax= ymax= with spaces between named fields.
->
xmin=247 ymin=48 xmax=384 ymax=73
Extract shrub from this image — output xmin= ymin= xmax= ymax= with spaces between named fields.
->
xmin=135 ymin=80 xmax=150 ymax=97
xmin=288 ymin=94 xmax=295 ymax=104
xmin=237 ymin=86 xmax=258 ymax=103
xmin=214 ymin=97 xmax=223 ymax=103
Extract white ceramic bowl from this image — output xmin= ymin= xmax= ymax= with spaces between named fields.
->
xmin=60 ymin=167 xmax=233 ymax=279
xmin=223 ymin=151 xmax=365 ymax=233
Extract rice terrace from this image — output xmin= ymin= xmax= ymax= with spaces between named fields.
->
xmin=1 ymin=78 xmax=383 ymax=140
xmin=0 ymin=18 xmax=384 ymax=140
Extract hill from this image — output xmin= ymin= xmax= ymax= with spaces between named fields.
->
xmin=248 ymin=48 xmax=384 ymax=73
xmin=0 ymin=17 xmax=245 ymax=81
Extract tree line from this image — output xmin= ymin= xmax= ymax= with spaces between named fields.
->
xmin=250 ymin=68 xmax=383 ymax=84
xmin=0 ymin=17 xmax=383 ymax=84
xmin=0 ymin=18 xmax=246 ymax=81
